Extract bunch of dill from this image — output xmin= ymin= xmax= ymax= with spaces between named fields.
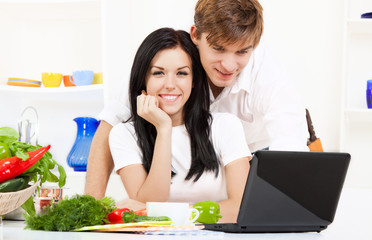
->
xmin=24 ymin=194 xmax=116 ymax=231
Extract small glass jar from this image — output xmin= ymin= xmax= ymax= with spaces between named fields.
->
xmin=367 ymin=80 xmax=372 ymax=109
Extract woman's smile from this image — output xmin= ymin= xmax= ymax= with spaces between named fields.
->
xmin=159 ymin=94 xmax=181 ymax=102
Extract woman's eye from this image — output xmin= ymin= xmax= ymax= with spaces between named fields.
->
xmin=177 ymin=71 xmax=189 ymax=76
xmin=153 ymin=71 xmax=164 ymax=76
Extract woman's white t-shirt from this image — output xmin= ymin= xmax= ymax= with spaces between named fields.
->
xmin=109 ymin=112 xmax=251 ymax=204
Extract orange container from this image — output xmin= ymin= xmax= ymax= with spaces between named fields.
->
xmin=63 ymin=75 xmax=76 ymax=87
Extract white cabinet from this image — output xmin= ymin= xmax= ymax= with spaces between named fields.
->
xmin=341 ymin=0 xmax=372 ymax=188
xmin=0 ymin=1 xmax=112 ymax=197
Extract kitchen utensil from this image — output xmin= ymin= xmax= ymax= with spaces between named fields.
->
xmin=306 ymin=109 xmax=323 ymax=152
xmin=71 ymin=70 xmax=94 ymax=86
xmin=92 ymin=72 xmax=103 ymax=84
xmin=42 ymin=73 xmax=63 ymax=87
xmin=63 ymin=75 xmax=76 ymax=87
xmin=67 ymin=117 xmax=100 ymax=171
xmin=361 ymin=12 xmax=372 ymax=18
xmin=366 ymin=80 xmax=372 ymax=109
xmin=7 ymin=78 xmax=41 ymax=87
xmin=18 ymin=106 xmax=39 ymax=145
xmin=0 ymin=181 xmax=39 ymax=216
xmin=146 ymin=202 xmax=199 ymax=226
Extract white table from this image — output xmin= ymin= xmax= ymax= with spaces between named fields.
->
xmin=1 ymin=188 xmax=371 ymax=240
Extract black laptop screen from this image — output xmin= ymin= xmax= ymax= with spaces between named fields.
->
xmin=255 ymin=151 xmax=350 ymax=222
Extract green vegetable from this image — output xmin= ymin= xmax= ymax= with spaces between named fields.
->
xmin=22 ymin=196 xmax=36 ymax=216
xmin=122 ymin=210 xmax=171 ymax=223
xmin=24 ymin=195 xmax=116 ymax=231
xmin=0 ymin=178 xmax=26 ymax=192
xmin=193 ymin=201 xmax=222 ymax=224
xmin=0 ymin=127 xmax=67 ymax=216
xmin=0 ymin=145 xmax=51 ymax=183
xmin=0 ymin=127 xmax=18 ymax=144
xmin=0 ymin=142 xmax=12 ymax=160
xmin=7 ymin=141 xmax=66 ymax=188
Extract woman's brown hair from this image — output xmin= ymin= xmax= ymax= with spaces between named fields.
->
xmin=194 ymin=0 xmax=264 ymax=48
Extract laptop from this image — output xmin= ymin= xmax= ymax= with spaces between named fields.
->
xmin=203 ymin=150 xmax=350 ymax=233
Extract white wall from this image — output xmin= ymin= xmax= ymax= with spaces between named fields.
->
xmin=102 ymin=0 xmax=344 ymax=152
xmin=102 ymin=0 xmax=197 ymax=105
xmin=0 ymin=1 xmax=102 ymax=83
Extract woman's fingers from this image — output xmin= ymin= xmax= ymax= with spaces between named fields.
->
xmin=137 ymin=91 xmax=171 ymax=128
xmin=137 ymin=92 xmax=157 ymax=117
xmin=136 ymin=93 xmax=146 ymax=115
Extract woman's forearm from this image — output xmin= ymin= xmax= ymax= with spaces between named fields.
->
xmin=135 ymin=127 xmax=172 ymax=202
xmin=218 ymin=198 xmax=242 ymax=223
xmin=218 ymin=157 xmax=251 ymax=223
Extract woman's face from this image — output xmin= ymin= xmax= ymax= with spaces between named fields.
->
xmin=146 ymin=46 xmax=193 ymax=125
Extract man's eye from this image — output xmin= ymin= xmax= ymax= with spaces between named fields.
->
xmin=238 ymin=48 xmax=252 ymax=55
xmin=213 ymin=46 xmax=223 ymax=51
xmin=177 ymin=71 xmax=189 ymax=76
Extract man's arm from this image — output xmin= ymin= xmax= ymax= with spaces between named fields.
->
xmin=84 ymin=120 xmax=114 ymax=199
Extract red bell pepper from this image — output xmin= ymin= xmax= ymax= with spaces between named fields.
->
xmin=134 ymin=208 xmax=147 ymax=216
xmin=107 ymin=208 xmax=130 ymax=224
xmin=0 ymin=145 xmax=50 ymax=183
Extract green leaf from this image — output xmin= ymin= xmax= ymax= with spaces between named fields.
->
xmin=21 ymin=196 xmax=36 ymax=216
xmin=57 ymin=164 xmax=66 ymax=188
xmin=46 ymin=171 xmax=59 ymax=182
xmin=0 ymin=127 xmax=19 ymax=144
xmin=15 ymin=148 xmax=29 ymax=160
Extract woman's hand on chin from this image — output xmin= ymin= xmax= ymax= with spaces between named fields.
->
xmin=137 ymin=92 xmax=172 ymax=129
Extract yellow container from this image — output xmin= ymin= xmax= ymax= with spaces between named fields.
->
xmin=42 ymin=73 xmax=63 ymax=87
xmin=92 ymin=72 xmax=103 ymax=84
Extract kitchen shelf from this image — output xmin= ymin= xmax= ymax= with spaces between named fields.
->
xmin=344 ymin=109 xmax=372 ymax=122
xmin=347 ymin=19 xmax=372 ymax=34
xmin=340 ymin=0 xmax=372 ymax=188
xmin=0 ymin=84 xmax=103 ymax=101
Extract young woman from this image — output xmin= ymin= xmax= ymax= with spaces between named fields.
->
xmin=109 ymin=28 xmax=251 ymax=222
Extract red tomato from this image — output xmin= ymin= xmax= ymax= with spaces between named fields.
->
xmin=107 ymin=208 xmax=130 ymax=224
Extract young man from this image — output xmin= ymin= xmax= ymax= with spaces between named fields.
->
xmin=85 ymin=0 xmax=308 ymax=200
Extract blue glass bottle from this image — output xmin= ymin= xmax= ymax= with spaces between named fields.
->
xmin=367 ymin=80 xmax=372 ymax=109
xmin=67 ymin=117 xmax=100 ymax=171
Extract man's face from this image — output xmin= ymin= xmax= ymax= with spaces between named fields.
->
xmin=191 ymin=28 xmax=254 ymax=88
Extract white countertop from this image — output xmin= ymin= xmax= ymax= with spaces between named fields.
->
xmin=1 ymin=188 xmax=371 ymax=240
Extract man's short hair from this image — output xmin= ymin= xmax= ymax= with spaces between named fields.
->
xmin=194 ymin=0 xmax=264 ymax=48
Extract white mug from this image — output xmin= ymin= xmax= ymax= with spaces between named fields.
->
xmin=146 ymin=202 xmax=200 ymax=226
